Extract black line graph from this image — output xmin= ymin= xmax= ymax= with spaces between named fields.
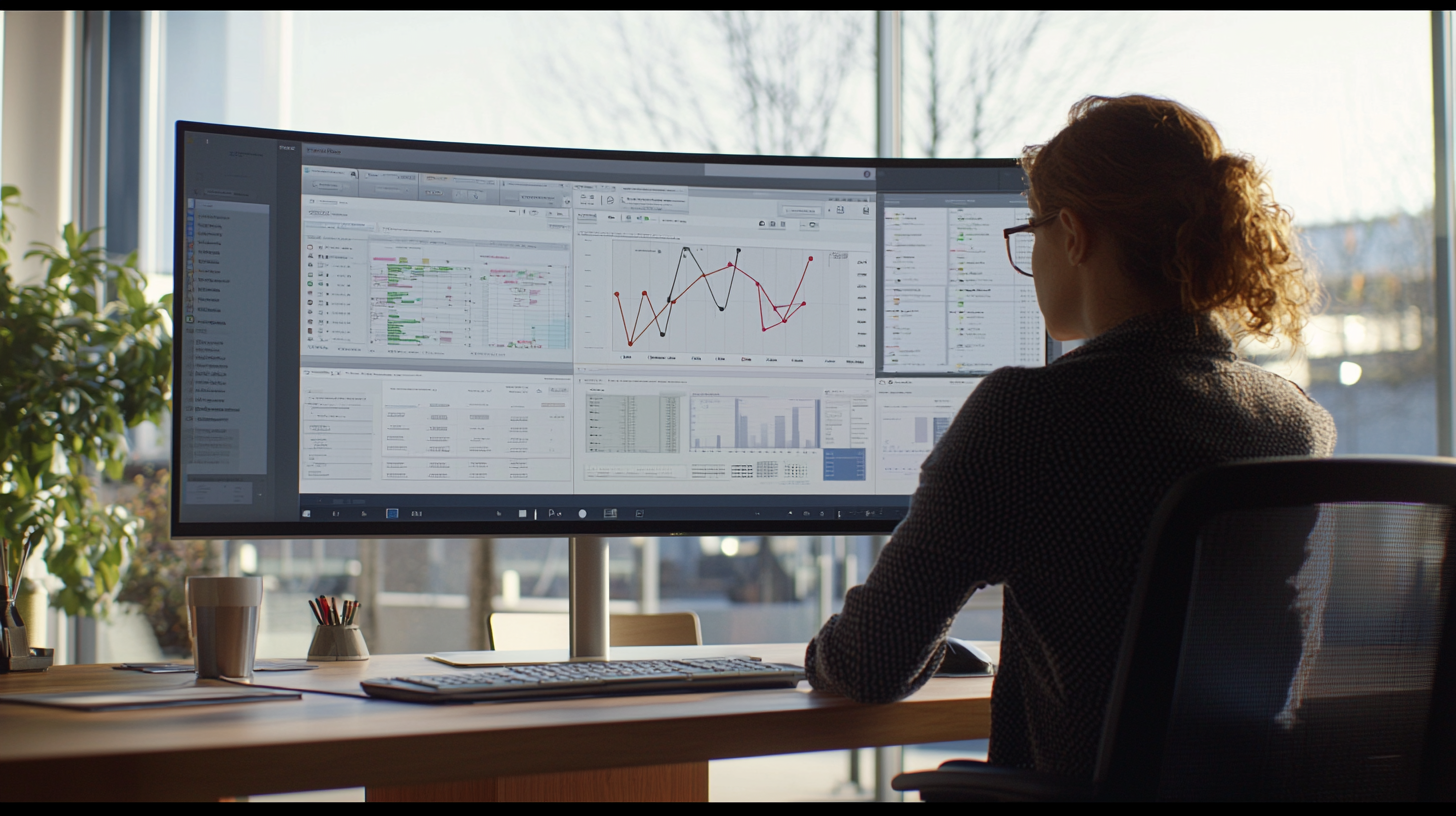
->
xmin=609 ymin=240 xmax=869 ymax=358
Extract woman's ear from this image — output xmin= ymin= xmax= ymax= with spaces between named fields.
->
xmin=1059 ymin=208 xmax=1091 ymax=267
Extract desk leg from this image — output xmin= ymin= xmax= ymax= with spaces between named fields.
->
xmin=366 ymin=762 xmax=709 ymax=802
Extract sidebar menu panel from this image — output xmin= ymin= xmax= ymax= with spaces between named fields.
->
xmin=880 ymin=197 xmax=1042 ymax=375
xmin=179 ymin=198 xmax=272 ymax=511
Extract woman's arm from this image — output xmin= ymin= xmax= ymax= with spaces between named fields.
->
xmin=805 ymin=369 xmax=1030 ymax=703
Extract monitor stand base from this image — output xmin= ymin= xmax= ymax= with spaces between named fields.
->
xmin=569 ymin=536 xmax=609 ymax=660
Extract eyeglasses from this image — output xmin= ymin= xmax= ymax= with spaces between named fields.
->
xmin=1002 ymin=211 xmax=1059 ymax=277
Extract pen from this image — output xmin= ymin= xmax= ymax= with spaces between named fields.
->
xmin=15 ymin=528 xmax=40 ymax=599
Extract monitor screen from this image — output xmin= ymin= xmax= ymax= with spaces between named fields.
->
xmin=171 ymin=122 xmax=1043 ymax=538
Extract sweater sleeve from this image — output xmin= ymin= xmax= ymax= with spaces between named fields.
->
xmin=805 ymin=368 xmax=1031 ymax=703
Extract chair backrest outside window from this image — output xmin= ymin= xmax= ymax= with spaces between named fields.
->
xmin=488 ymin=611 xmax=703 ymax=650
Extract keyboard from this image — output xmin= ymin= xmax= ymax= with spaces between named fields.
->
xmin=360 ymin=656 xmax=806 ymax=703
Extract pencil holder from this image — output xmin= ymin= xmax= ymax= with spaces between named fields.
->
xmin=0 ymin=584 xmax=53 ymax=673
xmin=307 ymin=624 xmax=370 ymax=662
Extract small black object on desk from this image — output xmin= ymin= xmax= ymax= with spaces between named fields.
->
xmin=936 ymin=637 xmax=996 ymax=677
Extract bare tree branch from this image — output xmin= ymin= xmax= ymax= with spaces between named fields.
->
xmin=924 ymin=11 xmax=944 ymax=158
xmin=546 ymin=12 xmax=871 ymax=157
xmin=906 ymin=12 xmax=1146 ymax=159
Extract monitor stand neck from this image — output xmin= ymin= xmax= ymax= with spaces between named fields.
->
xmin=569 ymin=536 xmax=609 ymax=660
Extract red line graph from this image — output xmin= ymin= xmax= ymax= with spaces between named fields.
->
xmin=614 ymin=247 xmax=814 ymax=347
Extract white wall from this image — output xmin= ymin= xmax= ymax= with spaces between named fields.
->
xmin=1 ymin=11 xmax=75 ymax=283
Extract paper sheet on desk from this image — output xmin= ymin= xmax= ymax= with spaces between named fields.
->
xmin=0 ymin=686 xmax=300 ymax=711
xmin=113 ymin=660 xmax=318 ymax=673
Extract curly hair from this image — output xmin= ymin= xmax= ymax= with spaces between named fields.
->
xmin=1021 ymin=95 xmax=1317 ymax=348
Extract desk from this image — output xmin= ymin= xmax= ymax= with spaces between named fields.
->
xmin=0 ymin=643 xmax=995 ymax=802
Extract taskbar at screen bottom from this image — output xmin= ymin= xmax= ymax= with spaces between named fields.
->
xmin=297 ymin=494 xmax=910 ymax=526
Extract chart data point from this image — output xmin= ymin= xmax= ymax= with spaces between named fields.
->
xmin=808 ymin=256 xmax=813 ymax=261
xmin=719 ymin=307 xmax=725 ymax=311
xmin=660 ymin=332 xmax=665 ymax=337
xmin=613 ymin=292 xmax=619 ymax=297
xmin=642 ymin=290 xmax=648 ymax=296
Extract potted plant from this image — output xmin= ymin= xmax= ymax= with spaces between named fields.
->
xmin=0 ymin=185 xmax=173 ymax=621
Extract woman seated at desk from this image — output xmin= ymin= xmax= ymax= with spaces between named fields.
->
xmin=805 ymin=94 xmax=1336 ymax=781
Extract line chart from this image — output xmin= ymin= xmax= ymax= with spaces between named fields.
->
xmin=614 ymin=247 xmax=813 ymax=347
xmin=607 ymin=240 xmax=870 ymax=359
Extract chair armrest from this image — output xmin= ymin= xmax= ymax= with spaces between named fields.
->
xmin=892 ymin=759 xmax=1095 ymax=802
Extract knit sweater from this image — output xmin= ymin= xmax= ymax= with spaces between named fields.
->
xmin=805 ymin=310 xmax=1337 ymax=780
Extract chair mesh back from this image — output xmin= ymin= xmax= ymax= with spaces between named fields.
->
xmin=1157 ymin=502 xmax=1451 ymax=801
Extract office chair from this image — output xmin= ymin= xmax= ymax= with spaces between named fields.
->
xmin=488 ymin=611 xmax=703 ymax=650
xmin=894 ymin=456 xmax=1456 ymax=801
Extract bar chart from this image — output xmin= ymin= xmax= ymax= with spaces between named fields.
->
xmin=689 ymin=396 xmax=821 ymax=450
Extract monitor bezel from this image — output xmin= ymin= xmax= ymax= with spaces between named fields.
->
xmin=170 ymin=119 xmax=1029 ymax=539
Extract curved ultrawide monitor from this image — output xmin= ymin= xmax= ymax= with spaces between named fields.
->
xmin=170 ymin=122 xmax=1043 ymax=538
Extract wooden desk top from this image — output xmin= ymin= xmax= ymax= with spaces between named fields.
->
xmin=0 ymin=643 xmax=996 ymax=801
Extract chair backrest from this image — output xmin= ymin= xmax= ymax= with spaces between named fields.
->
xmin=1097 ymin=457 xmax=1456 ymax=801
xmin=488 ymin=611 xmax=702 ymax=650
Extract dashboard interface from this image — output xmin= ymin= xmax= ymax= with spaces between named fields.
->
xmin=173 ymin=123 xmax=1041 ymax=536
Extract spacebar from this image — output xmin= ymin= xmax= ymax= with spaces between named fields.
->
xmin=598 ymin=673 xmax=692 ymax=684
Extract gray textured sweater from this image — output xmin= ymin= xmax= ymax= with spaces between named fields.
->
xmin=805 ymin=310 xmax=1337 ymax=780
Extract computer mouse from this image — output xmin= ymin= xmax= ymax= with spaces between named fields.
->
xmin=935 ymin=637 xmax=996 ymax=677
